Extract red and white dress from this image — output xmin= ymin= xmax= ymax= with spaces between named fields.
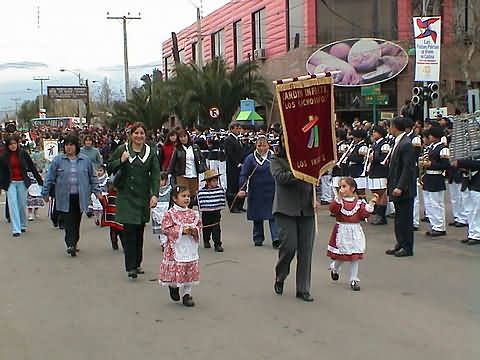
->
xmin=158 ymin=204 xmax=201 ymax=287
xmin=327 ymin=197 xmax=374 ymax=261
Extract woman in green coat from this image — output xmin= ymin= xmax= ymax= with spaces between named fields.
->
xmin=108 ymin=122 xmax=160 ymax=279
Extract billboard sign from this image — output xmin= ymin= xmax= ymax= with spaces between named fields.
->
xmin=306 ymin=38 xmax=408 ymax=87
xmin=48 ymin=86 xmax=88 ymax=100
xmin=413 ymin=17 xmax=441 ymax=82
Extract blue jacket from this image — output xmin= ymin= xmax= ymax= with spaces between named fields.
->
xmin=239 ymin=151 xmax=275 ymax=221
xmin=42 ymin=153 xmax=100 ymax=213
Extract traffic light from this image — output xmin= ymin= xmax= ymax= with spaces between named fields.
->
xmin=412 ymin=87 xmax=423 ymax=105
xmin=428 ymin=83 xmax=440 ymax=102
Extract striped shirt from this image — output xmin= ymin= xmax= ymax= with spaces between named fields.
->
xmin=197 ymin=186 xmax=226 ymax=212
xmin=68 ymin=158 xmax=79 ymax=194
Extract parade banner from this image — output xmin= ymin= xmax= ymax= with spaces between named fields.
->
xmin=274 ymin=74 xmax=336 ymax=185
xmin=413 ymin=17 xmax=441 ymax=82
xmin=43 ymin=139 xmax=58 ymax=162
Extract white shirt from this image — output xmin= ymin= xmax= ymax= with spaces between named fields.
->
xmin=392 ymin=132 xmax=406 ymax=156
xmin=183 ymin=145 xmax=197 ymax=178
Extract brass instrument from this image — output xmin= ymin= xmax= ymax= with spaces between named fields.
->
xmin=380 ymin=146 xmax=393 ymax=166
xmin=418 ymin=147 xmax=430 ymax=186
xmin=360 ymin=145 xmax=373 ymax=177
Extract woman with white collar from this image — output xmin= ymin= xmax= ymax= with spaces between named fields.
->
xmin=108 ymin=122 xmax=160 ymax=279
xmin=238 ymin=136 xmax=279 ymax=248
xmin=167 ymin=129 xmax=207 ymax=207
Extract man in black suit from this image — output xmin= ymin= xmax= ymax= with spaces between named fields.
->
xmin=223 ymin=122 xmax=245 ymax=213
xmin=386 ymin=117 xmax=417 ymax=257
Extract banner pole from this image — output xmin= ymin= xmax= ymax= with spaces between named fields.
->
xmin=313 ymin=183 xmax=318 ymax=234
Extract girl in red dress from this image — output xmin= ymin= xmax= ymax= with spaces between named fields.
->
xmin=158 ymin=185 xmax=201 ymax=307
xmin=327 ymin=177 xmax=377 ymax=291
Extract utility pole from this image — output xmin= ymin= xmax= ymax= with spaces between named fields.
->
xmin=11 ymin=98 xmax=20 ymax=122
xmin=33 ymin=76 xmax=50 ymax=115
xmin=107 ymin=12 xmax=141 ymax=101
xmin=422 ymin=0 xmax=430 ymax=121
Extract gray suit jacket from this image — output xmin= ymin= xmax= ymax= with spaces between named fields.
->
xmin=270 ymin=155 xmax=318 ymax=217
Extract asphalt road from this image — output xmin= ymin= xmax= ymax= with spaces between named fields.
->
xmin=0 ymin=196 xmax=479 ymax=360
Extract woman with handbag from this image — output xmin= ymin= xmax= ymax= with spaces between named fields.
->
xmin=108 ymin=122 xmax=160 ymax=279
xmin=167 ymin=129 xmax=207 ymax=207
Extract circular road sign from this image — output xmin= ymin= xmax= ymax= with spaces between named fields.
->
xmin=209 ymin=106 xmax=220 ymax=119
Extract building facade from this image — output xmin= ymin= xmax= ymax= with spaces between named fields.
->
xmin=162 ymin=0 xmax=477 ymax=124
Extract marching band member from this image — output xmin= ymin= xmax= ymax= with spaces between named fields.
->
xmin=451 ymin=159 xmax=480 ymax=245
xmin=331 ymin=128 xmax=349 ymax=195
xmin=446 ymin=139 xmax=469 ymax=228
xmin=346 ymin=129 xmax=369 ymax=199
xmin=422 ymin=126 xmax=450 ymax=237
xmin=367 ymin=125 xmax=390 ymax=225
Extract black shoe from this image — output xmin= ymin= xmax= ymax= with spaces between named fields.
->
xmin=204 ymin=242 xmax=211 ymax=249
xmin=426 ymin=230 xmax=446 ymax=237
xmin=12 ymin=233 xmax=20 ymax=237
xmin=127 ymin=270 xmax=137 ymax=279
xmin=21 ymin=229 xmax=26 ymax=233
xmin=182 ymin=294 xmax=195 ymax=307
xmin=111 ymin=241 xmax=119 ymax=250
xmin=274 ymin=281 xmax=284 ymax=295
xmin=169 ymin=286 xmax=180 ymax=301
xmin=330 ymin=270 xmax=339 ymax=281
xmin=272 ymin=240 xmax=280 ymax=249
xmin=413 ymin=226 xmax=419 ymax=231
xmin=385 ymin=247 xmax=400 ymax=255
xmin=240 ymin=208 xmax=247 ymax=212
xmin=394 ymin=248 xmax=413 ymax=257
xmin=455 ymin=222 xmax=468 ymax=228
xmin=370 ymin=217 xmax=387 ymax=225
xmin=296 ymin=292 xmax=314 ymax=302
xmin=467 ymin=239 xmax=480 ymax=245
xmin=67 ymin=247 xmax=77 ymax=257
xmin=214 ymin=245 xmax=224 ymax=252
xmin=460 ymin=238 xmax=470 ymax=244
xmin=421 ymin=217 xmax=429 ymax=222
xmin=350 ymin=280 xmax=361 ymax=291
xmin=320 ymin=200 xmax=330 ymax=205
xmin=136 ymin=267 xmax=145 ymax=274
xmin=59 ymin=225 xmax=65 ymax=230
xmin=230 ymin=209 xmax=241 ymax=214
xmin=254 ymin=242 xmax=263 ymax=247
xmin=448 ymin=221 xmax=457 ymax=226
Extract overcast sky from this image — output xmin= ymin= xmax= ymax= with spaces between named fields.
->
xmin=0 ymin=0 xmax=230 ymax=112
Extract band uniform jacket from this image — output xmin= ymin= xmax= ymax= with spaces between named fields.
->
xmin=332 ymin=140 xmax=348 ymax=177
xmin=422 ymin=141 xmax=450 ymax=192
xmin=457 ymin=159 xmax=480 ymax=192
xmin=368 ymin=138 xmax=389 ymax=179
xmin=347 ymin=140 xmax=367 ymax=178
xmin=387 ymin=134 xmax=416 ymax=200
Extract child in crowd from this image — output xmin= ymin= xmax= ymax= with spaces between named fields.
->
xmin=158 ymin=185 xmax=201 ymax=307
xmin=197 ymin=169 xmax=225 ymax=252
xmin=151 ymin=172 xmax=172 ymax=247
xmin=26 ymin=171 xmax=45 ymax=221
xmin=327 ymin=177 xmax=377 ymax=291
xmin=89 ymin=165 xmax=108 ymax=225
xmin=100 ymin=179 xmax=123 ymax=250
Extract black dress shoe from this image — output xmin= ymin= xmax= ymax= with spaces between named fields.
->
xmin=240 ymin=208 xmax=247 ymax=212
xmin=21 ymin=229 xmax=26 ymax=233
xmin=254 ymin=242 xmax=263 ymax=247
xmin=182 ymin=294 xmax=195 ymax=307
xmin=460 ymin=238 xmax=470 ymax=244
xmin=12 ymin=233 xmax=20 ymax=237
xmin=67 ymin=247 xmax=77 ymax=257
xmin=320 ymin=200 xmax=330 ymax=205
xmin=296 ymin=292 xmax=314 ymax=302
xmin=169 ymin=286 xmax=180 ymax=301
xmin=385 ymin=247 xmax=400 ymax=255
xmin=350 ymin=280 xmax=361 ymax=291
xmin=204 ymin=242 xmax=211 ymax=249
xmin=394 ymin=248 xmax=413 ymax=257
xmin=455 ymin=222 xmax=467 ymax=228
xmin=467 ymin=239 xmax=480 ymax=245
xmin=413 ymin=226 xmax=419 ymax=231
xmin=272 ymin=240 xmax=280 ymax=249
xmin=426 ymin=230 xmax=446 ymax=237
xmin=274 ymin=281 xmax=284 ymax=295
xmin=214 ymin=245 xmax=224 ymax=252
xmin=127 ymin=270 xmax=137 ymax=279
xmin=330 ymin=270 xmax=339 ymax=281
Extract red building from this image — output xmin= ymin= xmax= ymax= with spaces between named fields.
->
xmin=163 ymin=0 xmax=471 ymax=124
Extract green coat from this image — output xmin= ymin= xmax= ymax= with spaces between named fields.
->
xmin=108 ymin=141 xmax=160 ymax=225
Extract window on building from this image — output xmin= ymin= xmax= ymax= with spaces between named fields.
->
xmin=252 ymin=8 xmax=266 ymax=50
xmin=179 ymin=49 xmax=185 ymax=64
xmin=192 ymin=42 xmax=197 ymax=64
xmin=316 ymin=0 xmax=397 ymax=43
xmin=453 ymin=0 xmax=475 ymax=39
xmin=211 ymin=29 xmax=225 ymax=58
xmin=288 ymin=0 xmax=304 ymax=49
xmin=234 ymin=21 xmax=243 ymax=65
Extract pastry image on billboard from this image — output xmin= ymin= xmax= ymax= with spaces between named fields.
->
xmin=306 ymin=38 xmax=408 ymax=87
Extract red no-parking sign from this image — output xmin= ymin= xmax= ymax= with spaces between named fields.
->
xmin=208 ymin=107 xmax=220 ymax=119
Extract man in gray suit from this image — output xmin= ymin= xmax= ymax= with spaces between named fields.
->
xmin=270 ymin=140 xmax=320 ymax=302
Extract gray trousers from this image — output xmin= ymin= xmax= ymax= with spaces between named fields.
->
xmin=274 ymin=213 xmax=315 ymax=294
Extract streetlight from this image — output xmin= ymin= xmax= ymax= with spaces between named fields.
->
xmin=59 ymin=69 xmax=90 ymax=125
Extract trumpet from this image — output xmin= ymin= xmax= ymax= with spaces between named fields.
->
xmin=418 ymin=150 xmax=430 ymax=186
xmin=335 ymin=140 xmax=355 ymax=167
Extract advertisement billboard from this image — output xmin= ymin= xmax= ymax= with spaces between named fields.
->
xmin=413 ymin=17 xmax=441 ymax=82
xmin=306 ymin=38 xmax=408 ymax=87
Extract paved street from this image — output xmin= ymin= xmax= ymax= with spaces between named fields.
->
xmin=0 ymin=196 xmax=479 ymax=360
